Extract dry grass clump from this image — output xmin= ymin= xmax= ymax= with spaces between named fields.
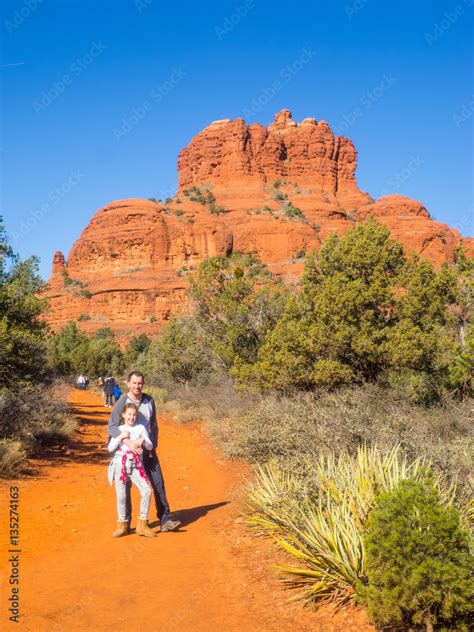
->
xmin=0 ymin=440 xmax=27 ymax=477
xmin=157 ymin=379 xmax=472 ymax=500
xmin=221 ymin=385 xmax=473 ymax=500
xmin=0 ymin=381 xmax=76 ymax=477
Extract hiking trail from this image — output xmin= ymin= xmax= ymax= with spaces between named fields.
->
xmin=0 ymin=388 xmax=374 ymax=631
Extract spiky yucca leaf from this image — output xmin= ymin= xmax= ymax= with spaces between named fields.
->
xmin=246 ymin=444 xmax=462 ymax=608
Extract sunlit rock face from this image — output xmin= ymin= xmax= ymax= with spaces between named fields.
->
xmin=45 ymin=110 xmax=473 ymax=340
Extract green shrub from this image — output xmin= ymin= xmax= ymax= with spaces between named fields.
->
xmin=285 ymin=202 xmax=305 ymax=221
xmin=275 ymin=191 xmax=286 ymax=201
xmin=47 ymin=322 xmax=124 ymax=377
xmin=188 ymin=186 xmax=207 ymax=204
xmin=246 ymin=446 xmax=458 ymax=609
xmin=77 ymin=313 xmax=91 ymax=321
xmin=358 ymin=476 xmax=473 ymax=631
xmin=174 ymin=209 xmax=184 ymax=216
xmin=124 ymin=333 xmax=151 ymax=368
xmin=144 ymin=385 xmax=167 ymax=405
xmin=0 ymin=220 xmax=48 ymax=388
xmin=142 ymin=316 xmax=218 ymax=386
xmin=209 ymin=203 xmax=226 ymax=215
xmin=206 ymin=191 xmax=216 ymax=205
xmin=62 ymin=270 xmax=73 ymax=285
xmin=189 ymin=253 xmax=287 ymax=369
xmin=448 ymin=338 xmax=474 ymax=397
xmin=246 ymin=220 xmax=464 ymax=396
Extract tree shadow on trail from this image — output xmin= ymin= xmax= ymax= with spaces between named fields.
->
xmin=149 ymin=501 xmax=229 ymax=530
xmin=70 ymin=408 xmax=110 ymax=427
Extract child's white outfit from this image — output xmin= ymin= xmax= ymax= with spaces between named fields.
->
xmin=108 ymin=424 xmax=153 ymax=521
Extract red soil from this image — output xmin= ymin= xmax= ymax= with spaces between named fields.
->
xmin=0 ymin=388 xmax=375 ymax=631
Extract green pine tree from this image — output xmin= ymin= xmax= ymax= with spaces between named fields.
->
xmin=358 ymin=475 xmax=473 ymax=631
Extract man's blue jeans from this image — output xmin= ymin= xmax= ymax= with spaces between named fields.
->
xmin=125 ymin=448 xmax=171 ymax=525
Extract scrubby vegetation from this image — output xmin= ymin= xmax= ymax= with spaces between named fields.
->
xmin=0 ymin=217 xmax=157 ymax=477
xmin=47 ymin=325 xmax=153 ymax=380
xmin=126 ymin=219 xmax=473 ymax=629
xmin=4 ymin=207 xmax=472 ymax=628
xmin=233 ymin=220 xmax=471 ymax=402
xmin=47 ymin=324 xmax=125 ymax=377
xmin=247 ymin=449 xmax=466 ymax=604
xmin=183 ymin=185 xmax=226 ymax=214
xmin=0 ymin=219 xmax=76 ymax=476
xmin=284 ymin=200 xmax=306 ymax=221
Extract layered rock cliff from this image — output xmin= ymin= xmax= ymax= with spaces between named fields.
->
xmin=45 ymin=109 xmax=473 ymax=339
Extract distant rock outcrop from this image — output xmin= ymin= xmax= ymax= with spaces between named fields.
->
xmin=45 ymin=110 xmax=473 ymax=339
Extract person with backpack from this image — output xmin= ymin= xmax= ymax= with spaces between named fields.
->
xmin=113 ymin=382 xmax=122 ymax=402
xmin=103 ymin=373 xmax=116 ymax=408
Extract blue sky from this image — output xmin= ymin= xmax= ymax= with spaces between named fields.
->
xmin=1 ymin=0 xmax=473 ymax=278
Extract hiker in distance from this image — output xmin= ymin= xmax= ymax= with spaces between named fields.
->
xmin=107 ymin=371 xmax=181 ymax=533
xmin=103 ymin=373 xmax=116 ymax=408
xmin=76 ymin=373 xmax=87 ymax=390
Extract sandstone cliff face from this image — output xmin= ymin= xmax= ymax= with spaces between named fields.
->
xmin=45 ymin=110 xmax=473 ymax=339
xmin=178 ymin=109 xmax=370 ymax=211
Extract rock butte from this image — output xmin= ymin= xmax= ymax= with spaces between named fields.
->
xmin=45 ymin=109 xmax=473 ymax=340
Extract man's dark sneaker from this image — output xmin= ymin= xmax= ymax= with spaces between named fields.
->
xmin=160 ymin=519 xmax=181 ymax=532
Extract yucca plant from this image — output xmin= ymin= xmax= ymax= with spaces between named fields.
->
xmin=246 ymin=445 xmax=461 ymax=609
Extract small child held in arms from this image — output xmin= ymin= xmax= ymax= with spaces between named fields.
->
xmin=107 ymin=402 xmax=155 ymax=538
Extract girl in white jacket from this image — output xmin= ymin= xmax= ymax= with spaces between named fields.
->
xmin=108 ymin=403 xmax=155 ymax=538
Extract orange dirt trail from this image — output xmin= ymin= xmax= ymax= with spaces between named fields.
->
xmin=0 ymin=388 xmax=374 ymax=631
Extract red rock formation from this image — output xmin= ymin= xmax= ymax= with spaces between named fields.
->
xmin=45 ymin=110 xmax=473 ymax=339
xmin=178 ymin=109 xmax=370 ymax=210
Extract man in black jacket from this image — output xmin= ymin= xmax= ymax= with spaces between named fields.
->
xmin=107 ymin=371 xmax=181 ymax=532
xmin=103 ymin=373 xmax=116 ymax=408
